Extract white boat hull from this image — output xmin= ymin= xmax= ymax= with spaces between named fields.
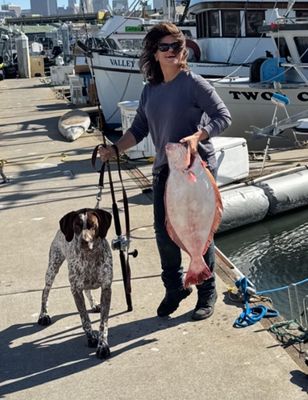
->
xmin=91 ymin=52 xmax=250 ymax=125
xmin=92 ymin=52 xmax=144 ymax=125
xmin=214 ymin=81 xmax=308 ymax=150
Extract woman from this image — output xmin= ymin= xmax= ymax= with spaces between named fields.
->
xmin=99 ymin=23 xmax=232 ymax=320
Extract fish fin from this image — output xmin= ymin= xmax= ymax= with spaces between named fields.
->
xmin=210 ymin=172 xmax=223 ymax=232
xmin=184 ymin=258 xmax=212 ymax=288
xmin=201 ymin=168 xmax=224 ymax=256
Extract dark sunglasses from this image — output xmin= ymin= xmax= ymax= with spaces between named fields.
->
xmin=157 ymin=42 xmax=183 ymax=53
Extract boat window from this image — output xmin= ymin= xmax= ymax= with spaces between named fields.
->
xmin=118 ymin=38 xmax=143 ymax=51
xmin=294 ymin=37 xmax=308 ymax=63
xmin=221 ymin=10 xmax=240 ymax=37
xmin=296 ymin=10 xmax=308 ymax=19
xmin=86 ymin=37 xmax=103 ymax=49
xmin=196 ymin=12 xmax=207 ymax=38
xmin=209 ymin=11 xmax=220 ymax=37
xmin=106 ymin=39 xmax=118 ymax=50
xmin=274 ymin=38 xmax=291 ymax=59
xmin=181 ymin=30 xmax=193 ymax=39
xmin=245 ymin=11 xmax=265 ymax=37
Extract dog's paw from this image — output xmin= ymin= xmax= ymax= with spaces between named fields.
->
xmin=96 ymin=340 xmax=110 ymax=359
xmin=38 ymin=314 xmax=51 ymax=326
xmin=91 ymin=304 xmax=101 ymax=313
xmin=87 ymin=331 xmax=98 ymax=348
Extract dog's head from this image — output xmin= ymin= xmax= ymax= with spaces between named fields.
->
xmin=60 ymin=208 xmax=112 ymax=249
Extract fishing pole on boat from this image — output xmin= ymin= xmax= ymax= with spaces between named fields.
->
xmin=79 ymin=0 xmax=137 ymax=311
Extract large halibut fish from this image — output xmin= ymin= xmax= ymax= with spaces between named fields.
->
xmin=164 ymin=142 xmax=223 ymax=287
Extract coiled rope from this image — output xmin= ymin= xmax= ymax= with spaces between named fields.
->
xmin=233 ymin=277 xmax=279 ymax=328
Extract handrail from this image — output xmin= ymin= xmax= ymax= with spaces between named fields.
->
xmin=281 ymin=62 xmax=308 ymax=84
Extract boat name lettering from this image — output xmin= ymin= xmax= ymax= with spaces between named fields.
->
xmin=297 ymin=92 xmax=308 ymax=101
xmin=229 ymin=91 xmax=308 ymax=102
xmin=110 ymin=58 xmax=135 ymax=68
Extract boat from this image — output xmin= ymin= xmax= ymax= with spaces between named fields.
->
xmin=58 ymin=109 xmax=91 ymax=141
xmin=87 ymin=0 xmax=308 ymax=128
xmin=212 ymin=11 xmax=308 ymax=150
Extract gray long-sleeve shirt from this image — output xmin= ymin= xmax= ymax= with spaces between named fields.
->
xmin=129 ymin=70 xmax=232 ymax=171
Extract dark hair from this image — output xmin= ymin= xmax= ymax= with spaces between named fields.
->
xmin=139 ymin=22 xmax=188 ymax=84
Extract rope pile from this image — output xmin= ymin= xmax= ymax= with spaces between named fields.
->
xmin=233 ymin=276 xmax=308 ymax=351
xmin=233 ymin=277 xmax=279 ymax=328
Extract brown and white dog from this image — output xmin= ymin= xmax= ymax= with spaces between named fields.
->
xmin=38 ymin=208 xmax=113 ymax=359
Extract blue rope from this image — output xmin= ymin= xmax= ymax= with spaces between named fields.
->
xmin=234 ymin=277 xmax=279 ymax=328
xmin=256 ymin=277 xmax=308 ymax=295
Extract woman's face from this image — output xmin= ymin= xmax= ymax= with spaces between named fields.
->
xmin=155 ymin=34 xmax=184 ymax=69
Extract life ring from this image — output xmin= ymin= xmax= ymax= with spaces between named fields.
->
xmin=186 ymin=39 xmax=201 ymax=62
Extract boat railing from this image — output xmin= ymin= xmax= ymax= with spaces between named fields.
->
xmin=92 ymin=47 xmax=140 ymax=57
xmin=281 ymin=62 xmax=308 ymax=84
xmin=270 ymin=16 xmax=308 ymax=26
xmin=287 ymin=280 xmax=308 ymax=330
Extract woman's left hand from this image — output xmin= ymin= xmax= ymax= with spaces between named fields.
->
xmin=180 ymin=129 xmax=208 ymax=154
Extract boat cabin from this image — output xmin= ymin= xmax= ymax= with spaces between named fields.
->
xmin=188 ymin=0 xmax=308 ymax=64
xmin=91 ymin=15 xmax=196 ymax=57
xmin=260 ymin=16 xmax=308 ymax=83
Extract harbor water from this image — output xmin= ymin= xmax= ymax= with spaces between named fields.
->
xmin=216 ymin=207 xmax=308 ymax=322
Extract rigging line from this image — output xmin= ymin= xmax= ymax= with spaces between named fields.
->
xmin=80 ymin=0 xmax=106 ymax=129
xmin=222 ymin=1 xmax=280 ymax=79
xmin=105 ymin=69 xmax=134 ymax=123
xmin=104 ymin=0 xmax=145 ymax=41
xmin=82 ymin=1 xmax=134 ymax=311
xmin=226 ymin=4 xmax=247 ymax=64
xmin=128 ymin=0 xmax=141 ymax=14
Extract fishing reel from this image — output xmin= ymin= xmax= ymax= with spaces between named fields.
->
xmin=111 ymin=235 xmax=138 ymax=258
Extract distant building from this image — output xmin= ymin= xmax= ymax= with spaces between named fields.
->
xmin=57 ymin=6 xmax=68 ymax=15
xmin=80 ymin=0 xmax=94 ymax=13
xmin=0 ymin=9 xmax=15 ymax=19
xmin=93 ymin=0 xmax=109 ymax=12
xmin=67 ymin=0 xmax=79 ymax=14
xmin=153 ymin=0 xmax=163 ymax=10
xmin=30 ymin=0 xmax=58 ymax=16
xmin=1 ymin=4 xmax=22 ymax=17
xmin=112 ymin=0 xmax=128 ymax=14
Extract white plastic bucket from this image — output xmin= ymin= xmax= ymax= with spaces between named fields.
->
xmin=118 ymin=101 xmax=155 ymax=159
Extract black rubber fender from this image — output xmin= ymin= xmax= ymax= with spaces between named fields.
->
xmin=186 ymin=39 xmax=201 ymax=62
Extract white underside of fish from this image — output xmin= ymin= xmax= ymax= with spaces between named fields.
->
xmin=165 ymin=145 xmax=223 ymax=287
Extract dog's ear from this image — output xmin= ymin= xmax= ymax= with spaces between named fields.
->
xmin=94 ymin=209 xmax=112 ymax=239
xmin=59 ymin=211 xmax=78 ymax=242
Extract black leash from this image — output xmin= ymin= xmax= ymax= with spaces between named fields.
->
xmin=79 ymin=0 xmax=136 ymax=311
xmin=91 ymin=144 xmax=137 ymax=312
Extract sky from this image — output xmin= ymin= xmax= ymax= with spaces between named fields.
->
xmin=5 ymin=1 xmax=68 ymax=10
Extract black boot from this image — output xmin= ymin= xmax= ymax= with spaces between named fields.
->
xmin=192 ymin=290 xmax=217 ymax=321
xmin=157 ymin=287 xmax=192 ymax=317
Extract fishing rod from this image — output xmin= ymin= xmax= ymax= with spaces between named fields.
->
xmin=80 ymin=0 xmax=137 ymax=311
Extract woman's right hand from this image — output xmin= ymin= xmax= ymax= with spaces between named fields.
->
xmin=98 ymin=145 xmax=116 ymax=163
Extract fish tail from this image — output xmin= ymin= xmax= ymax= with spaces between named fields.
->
xmin=184 ymin=257 xmax=212 ymax=288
